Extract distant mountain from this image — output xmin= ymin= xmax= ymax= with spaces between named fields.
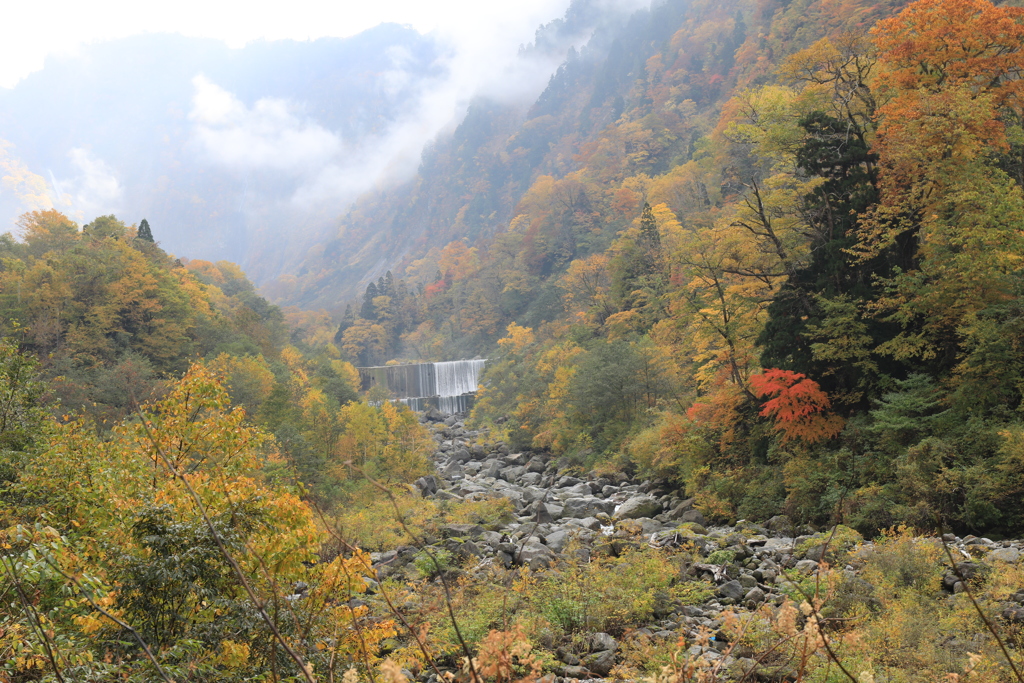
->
xmin=0 ymin=25 xmax=441 ymax=278
xmin=273 ymin=0 xmax=909 ymax=312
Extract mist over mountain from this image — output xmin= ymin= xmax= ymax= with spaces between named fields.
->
xmin=0 ymin=12 xmax=591 ymax=283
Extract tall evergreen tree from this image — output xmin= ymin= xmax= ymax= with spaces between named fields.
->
xmin=360 ymin=282 xmax=379 ymax=320
xmin=137 ymin=218 xmax=154 ymax=242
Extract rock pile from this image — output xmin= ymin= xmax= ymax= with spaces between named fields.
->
xmin=370 ymin=413 xmax=1024 ymax=681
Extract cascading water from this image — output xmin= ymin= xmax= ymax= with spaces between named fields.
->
xmin=358 ymin=359 xmax=485 ymax=414
xmin=434 ymin=360 xmax=486 ymax=397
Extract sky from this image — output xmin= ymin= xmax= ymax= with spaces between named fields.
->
xmin=0 ymin=0 xmax=575 ymax=89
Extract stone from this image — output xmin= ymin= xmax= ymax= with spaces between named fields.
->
xmin=560 ymin=482 xmax=595 ymax=498
xmin=559 ymin=665 xmax=588 ymax=679
xmin=582 ymin=649 xmax=616 ymax=677
xmin=500 ymin=465 xmax=526 ymax=482
xmin=528 ymin=500 xmax=554 ymax=524
xmin=1003 ymin=606 xmax=1024 ymax=623
xmin=414 ymin=476 xmax=438 ymax=496
xmin=520 ymin=472 xmax=543 ymax=486
xmin=589 ymin=632 xmax=617 ymax=652
xmin=545 ymin=529 xmax=572 ymax=553
xmin=613 ymin=494 xmax=663 ymax=520
xmin=738 ymin=574 xmax=758 ymax=589
xmin=517 ymin=542 xmax=556 ymax=569
xmin=440 ymin=524 xmax=485 ymax=539
xmin=988 ymin=547 xmax=1021 ymax=563
xmin=440 ymin=460 xmax=463 ymax=477
xmin=795 ymin=559 xmax=821 ymax=575
xmin=525 ymin=457 xmax=547 ymax=473
xmin=452 ymin=447 xmax=473 ymax=463
xmin=480 ymin=459 xmax=502 ymax=479
xmin=717 ymin=580 xmax=746 ymax=601
xmin=563 ymin=497 xmax=615 ymax=519
xmin=678 ymin=509 xmax=707 ymax=526
xmin=743 ymin=587 xmax=766 ymax=605
xmin=943 ymin=561 xmax=981 ymax=590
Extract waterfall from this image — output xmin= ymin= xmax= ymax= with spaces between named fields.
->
xmin=434 ymin=359 xmax=486 ymax=397
xmin=357 ymin=359 xmax=485 ymax=414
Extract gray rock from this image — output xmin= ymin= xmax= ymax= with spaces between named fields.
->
xmin=545 ymin=529 xmax=572 ymax=553
xmin=738 ymin=574 xmax=758 ymax=589
xmin=989 ymin=547 xmax=1021 ymax=563
xmin=717 ymin=580 xmax=746 ymax=601
xmin=589 ymin=632 xmax=617 ymax=652
xmin=452 ymin=447 xmax=473 ymax=463
xmin=795 ymin=559 xmax=821 ymax=575
xmin=440 ymin=460 xmax=463 ymax=477
xmin=943 ymin=562 xmax=981 ymax=590
xmin=480 ymin=459 xmax=503 ymax=478
xmin=744 ymin=587 xmax=766 ymax=605
xmin=525 ymin=500 xmax=554 ymax=523
xmin=517 ymin=542 xmax=555 ymax=569
xmin=440 ymin=524 xmax=485 ymax=539
xmin=613 ymin=494 xmax=663 ymax=520
xmin=560 ymin=482 xmax=594 ymax=498
xmin=1003 ymin=606 xmax=1024 ymax=623
xmin=520 ymin=472 xmax=543 ymax=486
xmin=764 ymin=515 xmax=794 ymax=536
xmin=582 ymin=649 xmax=616 ymax=677
xmin=414 ymin=476 xmax=438 ymax=495
xmin=563 ymin=497 xmax=615 ymax=519
xmin=525 ymin=457 xmax=547 ymax=473
xmin=500 ymin=465 xmax=525 ymax=481
xmin=678 ymin=509 xmax=707 ymax=526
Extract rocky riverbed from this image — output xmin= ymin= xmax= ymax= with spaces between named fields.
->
xmin=367 ymin=412 xmax=1024 ymax=681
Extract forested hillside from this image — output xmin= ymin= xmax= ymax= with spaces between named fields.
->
xmin=288 ymin=0 xmax=1024 ymax=538
xmin=4 ymin=0 xmax=1024 ymax=679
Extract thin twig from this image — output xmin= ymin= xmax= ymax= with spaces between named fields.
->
xmin=135 ymin=413 xmax=317 ymax=683
xmin=361 ymin=469 xmax=482 ymax=683
xmin=38 ymin=556 xmax=174 ymax=683
xmin=938 ymin=522 xmax=1024 ymax=683
xmin=313 ymin=503 xmax=447 ymax=682
xmin=776 ymin=521 xmax=858 ymax=683
xmin=0 ymin=553 xmax=67 ymax=683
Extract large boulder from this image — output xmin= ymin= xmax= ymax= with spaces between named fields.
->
xmin=613 ymin=494 xmax=662 ymax=520
xmin=452 ymin=447 xmax=474 ymax=463
xmin=563 ymin=497 xmax=615 ymax=519
xmin=414 ymin=476 xmax=438 ymax=496
xmin=988 ymin=547 xmax=1021 ymax=563
xmin=582 ymin=650 xmax=616 ymax=676
xmin=517 ymin=542 xmax=556 ymax=569
xmin=717 ymin=580 xmax=746 ymax=601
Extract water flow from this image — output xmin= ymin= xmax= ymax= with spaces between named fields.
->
xmin=358 ymin=359 xmax=485 ymax=413
xmin=434 ymin=359 xmax=486 ymax=397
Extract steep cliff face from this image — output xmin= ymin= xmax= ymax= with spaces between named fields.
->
xmin=271 ymin=0 xmax=906 ymax=310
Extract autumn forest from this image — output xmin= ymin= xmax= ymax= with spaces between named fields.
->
xmin=4 ymin=0 xmax=1024 ymax=679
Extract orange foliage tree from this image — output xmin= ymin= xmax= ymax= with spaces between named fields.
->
xmin=750 ymin=368 xmax=845 ymax=443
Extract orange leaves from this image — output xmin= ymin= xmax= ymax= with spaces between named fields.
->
xmin=870 ymin=0 xmax=1024 ymax=178
xmin=872 ymin=0 xmax=1024 ymax=107
xmin=750 ymin=368 xmax=845 ymax=443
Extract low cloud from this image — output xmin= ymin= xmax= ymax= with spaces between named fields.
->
xmin=190 ymin=75 xmax=342 ymax=174
xmin=51 ymin=148 xmax=123 ymax=221
xmin=186 ymin=0 xmax=603 ymax=218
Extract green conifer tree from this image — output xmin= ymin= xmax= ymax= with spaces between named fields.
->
xmin=137 ymin=218 xmax=154 ymax=242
